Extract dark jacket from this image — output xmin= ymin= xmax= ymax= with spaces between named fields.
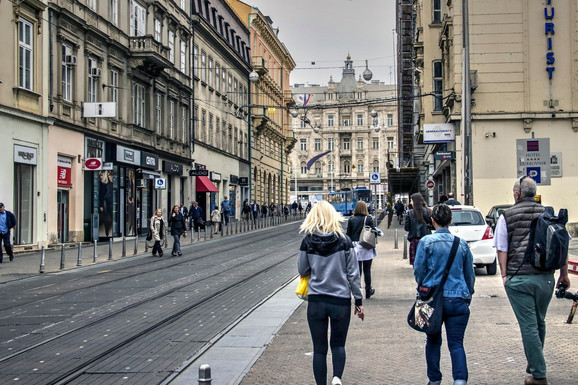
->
xmin=405 ymin=207 xmax=432 ymax=240
xmin=346 ymin=215 xmax=378 ymax=242
xmin=1 ymin=210 xmax=16 ymax=233
xmin=502 ymin=197 xmax=546 ymax=275
xmin=169 ymin=211 xmax=187 ymax=236
xmin=190 ymin=206 xmax=203 ymax=220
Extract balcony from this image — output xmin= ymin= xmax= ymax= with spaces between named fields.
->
xmin=252 ymin=56 xmax=268 ymax=76
xmin=251 ymin=106 xmax=271 ymax=135
xmin=283 ymin=89 xmax=294 ymax=105
xmin=129 ymin=35 xmax=172 ymax=75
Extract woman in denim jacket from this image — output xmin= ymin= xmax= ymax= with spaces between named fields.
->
xmin=414 ymin=204 xmax=475 ymax=385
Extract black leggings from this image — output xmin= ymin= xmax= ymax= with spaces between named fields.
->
xmin=307 ymin=301 xmax=351 ymax=385
xmin=358 ymin=260 xmax=373 ymax=292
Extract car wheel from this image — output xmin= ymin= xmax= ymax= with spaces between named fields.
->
xmin=486 ymin=258 xmax=497 ymax=275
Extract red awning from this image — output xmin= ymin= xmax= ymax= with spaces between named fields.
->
xmin=196 ymin=176 xmax=219 ymax=192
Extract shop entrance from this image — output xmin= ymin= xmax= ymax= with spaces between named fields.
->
xmin=57 ymin=190 xmax=69 ymax=243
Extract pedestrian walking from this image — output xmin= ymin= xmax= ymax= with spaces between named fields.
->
xmin=444 ymin=192 xmax=461 ymax=206
xmin=252 ymin=201 xmax=259 ymax=223
xmin=387 ymin=201 xmax=394 ymax=229
xmin=298 ymin=202 xmax=303 ymax=215
xmin=291 ymin=200 xmax=298 ymax=216
xmin=242 ymin=199 xmax=251 ymax=221
xmin=150 ymin=209 xmax=166 ymax=257
xmin=0 ymin=203 xmax=17 ymax=263
xmin=261 ymin=203 xmax=268 ymax=218
xmin=189 ymin=201 xmax=204 ymax=232
xmin=495 ymin=176 xmax=570 ymax=385
xmin=180 ymin=202 xmax=188 ymax=221
xmin=168 ymin=204 xmax=186 ymax=256
xmin=283 ymin=204 xmax=290 ymax=219
xmin=405 ymin=193 xmax=433 ymax=265
xmin=346 ymin=201 xmax=383 ymax=299
xmin=413 ymin=204 xmax=475 ymax=385
xmin=298 ymin=200 xmax=364 ymax=385
xmin=211 ymin=207 xmax=221 ymax=233
xmin=221 ymin=196 xmax=231 ymax=225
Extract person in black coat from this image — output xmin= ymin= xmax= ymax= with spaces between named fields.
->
xmin=168 ymin=204 xmax=187 ymax=256
xmin=404 ymin=193 xmax=433 ymax=265
xmin=0 ymin=203 xmax=17 ymax=263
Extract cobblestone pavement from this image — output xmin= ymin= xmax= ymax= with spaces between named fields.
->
xmin=239 ymin=220 xmax=578 ymax=385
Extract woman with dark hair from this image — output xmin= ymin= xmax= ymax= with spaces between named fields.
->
xmin=405 ymin=193 xmax=433 ymax=265
xmin=168 ymin=204 xmax=187 ymax=256
xmin=346 ymin=201 xmax=383 ymax=299
xmin=413 ymin=204 xmax=475 ymax=385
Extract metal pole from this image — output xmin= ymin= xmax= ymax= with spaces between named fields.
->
xmin=394 ymin=229 xmax=399 ymax=249
xmin=463 ymin=0 xmax=473 ymax=205
xmin=122 ymin=235 xmax=126 ymax=257
xmin=39 ymin=245 xmax=46 ymax=273
xmin=60 ymin=244 xmax=65 ymax=269
xmin=133 ymin=235 xmax=138 ymax=255
xmin=93 ymin=239 xmax=98 ymax=263
xmin=145 ymin=237 xmax=149 ymax=253
xmin=198 ymin=363 xmax=212 ymax=384
xmin=76 ymin=242 xmax=82 ymax=266
xmin=204 ymin=226 xmax=207 ymax=241
xmin=108 ymin=237 xmax=113 ymax=260
xmin=403 ymin=235 xmax=408 ymax=259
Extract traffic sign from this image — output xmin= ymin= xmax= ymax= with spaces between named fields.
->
xmin=155 ymin=178 xmax=166 ymax=190
xmin=426 ymin=179 xmax=435 ymax=190
xmin=370 ymin=173 xmax=381 ymax=184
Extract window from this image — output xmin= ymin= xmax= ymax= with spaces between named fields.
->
xmin=168 ymin=31 xmax=175 ymax=63
xmin=433 ymin=0 xmax=442 ymax=23
xmin=215 ymin=118 xmax=221 ymax=148
xmin=328 ymin=161 xmax=334 ymax=173
xmin=18 ymin=19 xmax=33 ymax=90
xmin=300 ymin=138 xmax=307 ymax=151
xmin=193 ymin=45 xmax=198 ymax=77
xmin=327 ymin=93 xmax=333 ymax=100
xmin=129 ymin=0 xmax=146 ymax=37
xmin=201 ymin=109 xmax=206 ymax=142
xmin=228 ymin=73 xmax=232 ymax=94
xmin=327 ymin=138 xmax=334 ymax=151
xmin=373 ymin=160 xmax=379 ymax=173
xmin=342 ymin=137 xmax=350 ymax=150
xmin=88 ymin=0 xmax=96 ymax=10
xmin=433 ymin=60 xmax=443 ymax=111
xmin=208 ymin=113 xmax=214 ymax=146
xmin=314 ymin=162 xmax=321 ymax=175
xmin=314 ymin=138 xmax=321 ymax=151
xmin=154 ymin=19 xmax=161 ymax=42
xmin=87 ymin=57 xmax=98 ymax=103
xmin=327 ymin=115 xmax=334 ymax=127
xmin=342 ymin=117 xmax=350 ymax=126
xmin=132 ymin=82 xmax=146 ymax=127
xmin=301 ymin=163 xmax=307 ymax=175
xmin=357 ymin=162 xmax=364 ymax=173
xmin=180 ymin=41 xmax=186 ymax=73
xmin=222 ymin=68 xmax=226 ymax=95
xmin=387 ymin=113 xmax=394 ymax=127
xmin=201 ymin=51 xmax=207 ymax=82
xmin=110 ymin=69 xmax=118 ymax=103
xmin=300 ymin=119 xmax=306 ymax=129
xmin=357 ymin=114 xmax=363 ymax=126
xmin=221 ymin=121 xmax=226 ymax=150
xmin=180 ymin=0 xmax=186 ymax=10
xmin=387 ymin=136 xmax=394 ymax=149
xmin=182 ymin=106 xmax=188 ymax=142
xmin=110 ymin=0 xmax=118 ymax=25
xmin=215 ymin=63 xmax=220 ymax=91
xmin=372 ymin=137 xmax=379 ymax=150
xmin=61 ymin=44 xmax=73 ymax=101
xmin=228 ymin=125 xmax=232 ymax=153
xmin=344 ymin=162 xmax=351 ymax=174
xmin=357 ymin=138 xmax=363 ymax=150
xmin=208 ymin=57 xmax=213 ymax=87
xmin=233 ymin=78 xmax=238 ymax=104
xmin=155 ymin=93 xmax=163 ymax=134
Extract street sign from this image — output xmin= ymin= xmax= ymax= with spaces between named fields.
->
xmin=189 ymin=169 xmax=209 ymax=176
xmin=516 ymin=138 xmax=551 ymax=185
xmin=83 ymin=102 xmax=117 ymax=118
xmin=154 ymin=178 xmax=166 ymax=190
xmin=370 ymin=173 xmax=381 ymax=184
xmin=426 ymin=179 xmax=435 ymax=190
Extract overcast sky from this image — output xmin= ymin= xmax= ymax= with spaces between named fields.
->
xmin=244 ymin=0 xmax=397 ymax=86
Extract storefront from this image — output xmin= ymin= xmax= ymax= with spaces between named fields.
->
xmin=162 ymin=160 xmax=184 ymax=213
xmin=137 ymin=151 xmax=160 ymax=235
xmin=13 ymin=144 xmax=37 ymax=245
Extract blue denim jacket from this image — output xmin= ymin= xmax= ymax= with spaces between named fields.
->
xmin=414 ymin=228 xmax=475 ymax=299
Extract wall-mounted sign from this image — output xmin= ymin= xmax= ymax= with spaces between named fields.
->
xmin=84 ymin=158 xmax=102 ymax=170
xmin=189 ymin=170 xmax=209 ymax=176
xmin=434 ymin=151 xmax=455 ymax=160
xmin=423 ymin=124 xmax=455 ymax=143
xmin=230 ymin=175 xmax=239 ymax=184
xmin=211 ymin=172 xmax=221 ymax=182
xmin=550 ymin=152 xmax=562 ymax=178
xmin=85 ymin=137 xmax=105 ymax=159
xmin=239 ymin=177 xmax=249 ymax=186
xmin=14 ymin=144 xmax=38 ymax=165
xmin=116 ymin=145 xmax=141 ymax=166
xmin=163 ymin=160 xmax=183 ymax=175
xmin=57 ymin=155 xmax=72 ymax=186
xmin=83 ymin=102 xmax=117 ymax=118
xmin=140 ymin=151 xmax=159 ymax=170
xmin=544 ymin=2 xmax=555 ymax=79
xmin=516 ymin=138 xmax=551 ymax=185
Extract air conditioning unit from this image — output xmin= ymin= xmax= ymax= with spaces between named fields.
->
xmin=65 ymin=55 xmax=77 ymax=66
xmin=90 ymin=68 xmax=102 ymax=78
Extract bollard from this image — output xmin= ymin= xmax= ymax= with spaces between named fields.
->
xmin=394 ymin=229 xmax=399 ymax=249
xmin=77 ymin=242 xmax=82 ymax=266
xmin=122 ymin=235 xmax=126 ymax=257
xmin=204 ymin=227 xmax=207 ymax=241
xmin=93 ymin=239 xmax=98 ymax=263
xmin=197 ymin=228 xmax=201 ymax=242
xmin=39 ymin=245 xmax=46 ymax=273
xmin=108 ymin=237 xmax=113 ymax=260
xmin=60 ymin=244 xmax=65 ymax=270
xmin=210 ymin=226 xmax=213 ymax=239
xmin=134 ymin=235 xmax=138 ymax=255
xmin=198 ymin=363 xmax=212 ymax=384
xmin=145 ymin=237 xmax=149 ymax=253
xmin=403 ymin=235 xmax=408 ymax=259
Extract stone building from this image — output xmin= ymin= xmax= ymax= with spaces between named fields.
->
xmin=289 ymin=56 xmax=398 ymax=210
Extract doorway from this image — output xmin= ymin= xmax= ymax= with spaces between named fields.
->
xmin=57 ymin=190 xmax=69 ymax=243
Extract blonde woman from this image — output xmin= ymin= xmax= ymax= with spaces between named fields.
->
xmin=150 ymin=209 xmax=166 ymax=257
xmin=211 ymin=207 xmax=221 ymax=233
xmin=298 ymin=200 xmax=364 ymax=385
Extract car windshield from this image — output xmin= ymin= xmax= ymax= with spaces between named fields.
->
xmin=451 ymin=210 xmax=486 ymax=226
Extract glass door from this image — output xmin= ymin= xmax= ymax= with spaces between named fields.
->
xmin=57 ymin=190 xmax=69 ymax=243
xmin=14 ymin=164 xmax=34 ymax=244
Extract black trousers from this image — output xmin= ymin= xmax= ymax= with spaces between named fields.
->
xmin=358 ymin=260 xmax=373 ymax=292
xmin=0 ymin=232 xmax=13 ymax=260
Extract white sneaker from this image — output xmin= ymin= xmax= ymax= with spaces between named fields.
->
xmin=331 ymin=376 xmax=342 ymax=385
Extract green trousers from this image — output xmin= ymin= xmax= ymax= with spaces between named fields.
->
xmin=505 ymin=273 xmax=555 ymax=379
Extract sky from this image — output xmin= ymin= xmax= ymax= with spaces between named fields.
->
xmin=244 ymin=0 xmax=397 ymax=86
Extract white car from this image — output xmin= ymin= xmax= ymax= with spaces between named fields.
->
xmin=448 ymin=205 xmax=497 ymax=275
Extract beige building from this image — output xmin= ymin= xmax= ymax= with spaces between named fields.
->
xmin=407 ymin=0 xmax=578 ymax=232
xmin=226 ymin=0 xmax=296 ymax=207
xmin=289 ymin=56 xmax=398 ymax=210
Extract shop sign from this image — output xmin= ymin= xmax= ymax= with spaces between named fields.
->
xmin=57 ymin=155 xmax=72 ymax=186
xmin=239 ymin=177 xmax=249 ymax=186
xmin=434 ymin=151 xmax=455 ymax=160
xmin=85 ymin=137 xmax=105 ymax=159
xmin=230 ymin=175 xmax=239 ymax=184
xmin=211 ymin=172 xmax=221 ymax=182
xmin=189 ymin=170 xmax=209 ymax=176
xmin=544 ymin=1 xmax=555 ymax=79
xmin=141 ymin=151 xmax=159 ymax=170
xmin=550 ymin=152 xmax=562 ymax=178
xmin=163 ymin=160 xmax=183 ymax=175
xmin=116 ymin=145 xmax=141 ymax=166
xmin=84 ymin=158 xmax=102 ymax=170
xmin=423 ymin=124 xmax=455 ymax=143
xmin=14 ymin=144 xmax=37 ymax=165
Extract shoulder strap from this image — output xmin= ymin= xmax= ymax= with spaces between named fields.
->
xmin=440 ymin=236 xmax=460 ymax=288
xmin=364 ymin=216 xmax=368 ymax=226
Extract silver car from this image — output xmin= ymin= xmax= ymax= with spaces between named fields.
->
xmin=448 ymin=205 xmax=497 ymax=275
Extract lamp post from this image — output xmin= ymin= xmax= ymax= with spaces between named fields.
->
xmin=370 ymin=109 xmax=384 ymax=210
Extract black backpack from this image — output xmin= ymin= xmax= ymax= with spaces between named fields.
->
xmin=525 ymin=207 xmax=570 ymax=271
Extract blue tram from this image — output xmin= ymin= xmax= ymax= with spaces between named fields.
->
xmin=328 ymin=187 xmax=372 ymax=216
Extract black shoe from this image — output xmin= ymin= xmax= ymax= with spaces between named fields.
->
xmin=152 ymin=253 xmax=157 ymax=257
xmin=178 ymin=252 xmax=182 ymax=256
xmin=159 ymin=253 xmax=164 ymax=257
xmin=9 ymin=255 xmax=14 ymax=262
xmin=172 ymin=252 xmax=177 ymax=256
xmin=366 ymin=288 xmax=375 ymax=299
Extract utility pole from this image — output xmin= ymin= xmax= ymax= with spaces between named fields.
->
xmin=462 ymin=0 xmax=473 ymax=205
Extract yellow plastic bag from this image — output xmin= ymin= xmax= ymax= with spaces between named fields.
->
xmin=295 ymin=275 xmax=310 ymax=300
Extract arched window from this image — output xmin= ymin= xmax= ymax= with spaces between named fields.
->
xmin=343 ymin=161 xmax=351 ymax=174
xmin=300 ymin=162 xmax=307 ymax=175
xmin=357 ymin=162 xmax=364 ymax=173
xmin=314 ymin=161 xmax=321 ymax=175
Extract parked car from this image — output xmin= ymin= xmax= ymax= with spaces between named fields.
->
xmin=485 ymin=204 xmax=513 ymax=231
xmin=448 ymin=205 xmax=497 ymax=275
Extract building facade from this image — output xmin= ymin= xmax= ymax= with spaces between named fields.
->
xmin=410 ymin=0 xmax=578 ymax=230
xmin=289 ymin=56 xmax=398 ymax=209
xmin=226 ymin=0 xmax=296 ymax=208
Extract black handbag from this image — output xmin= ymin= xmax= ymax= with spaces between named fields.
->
xmin=407 ymin=236 xmax=460 ymax=334
xmin=146 ymin=229 xmax=153 ymax=241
